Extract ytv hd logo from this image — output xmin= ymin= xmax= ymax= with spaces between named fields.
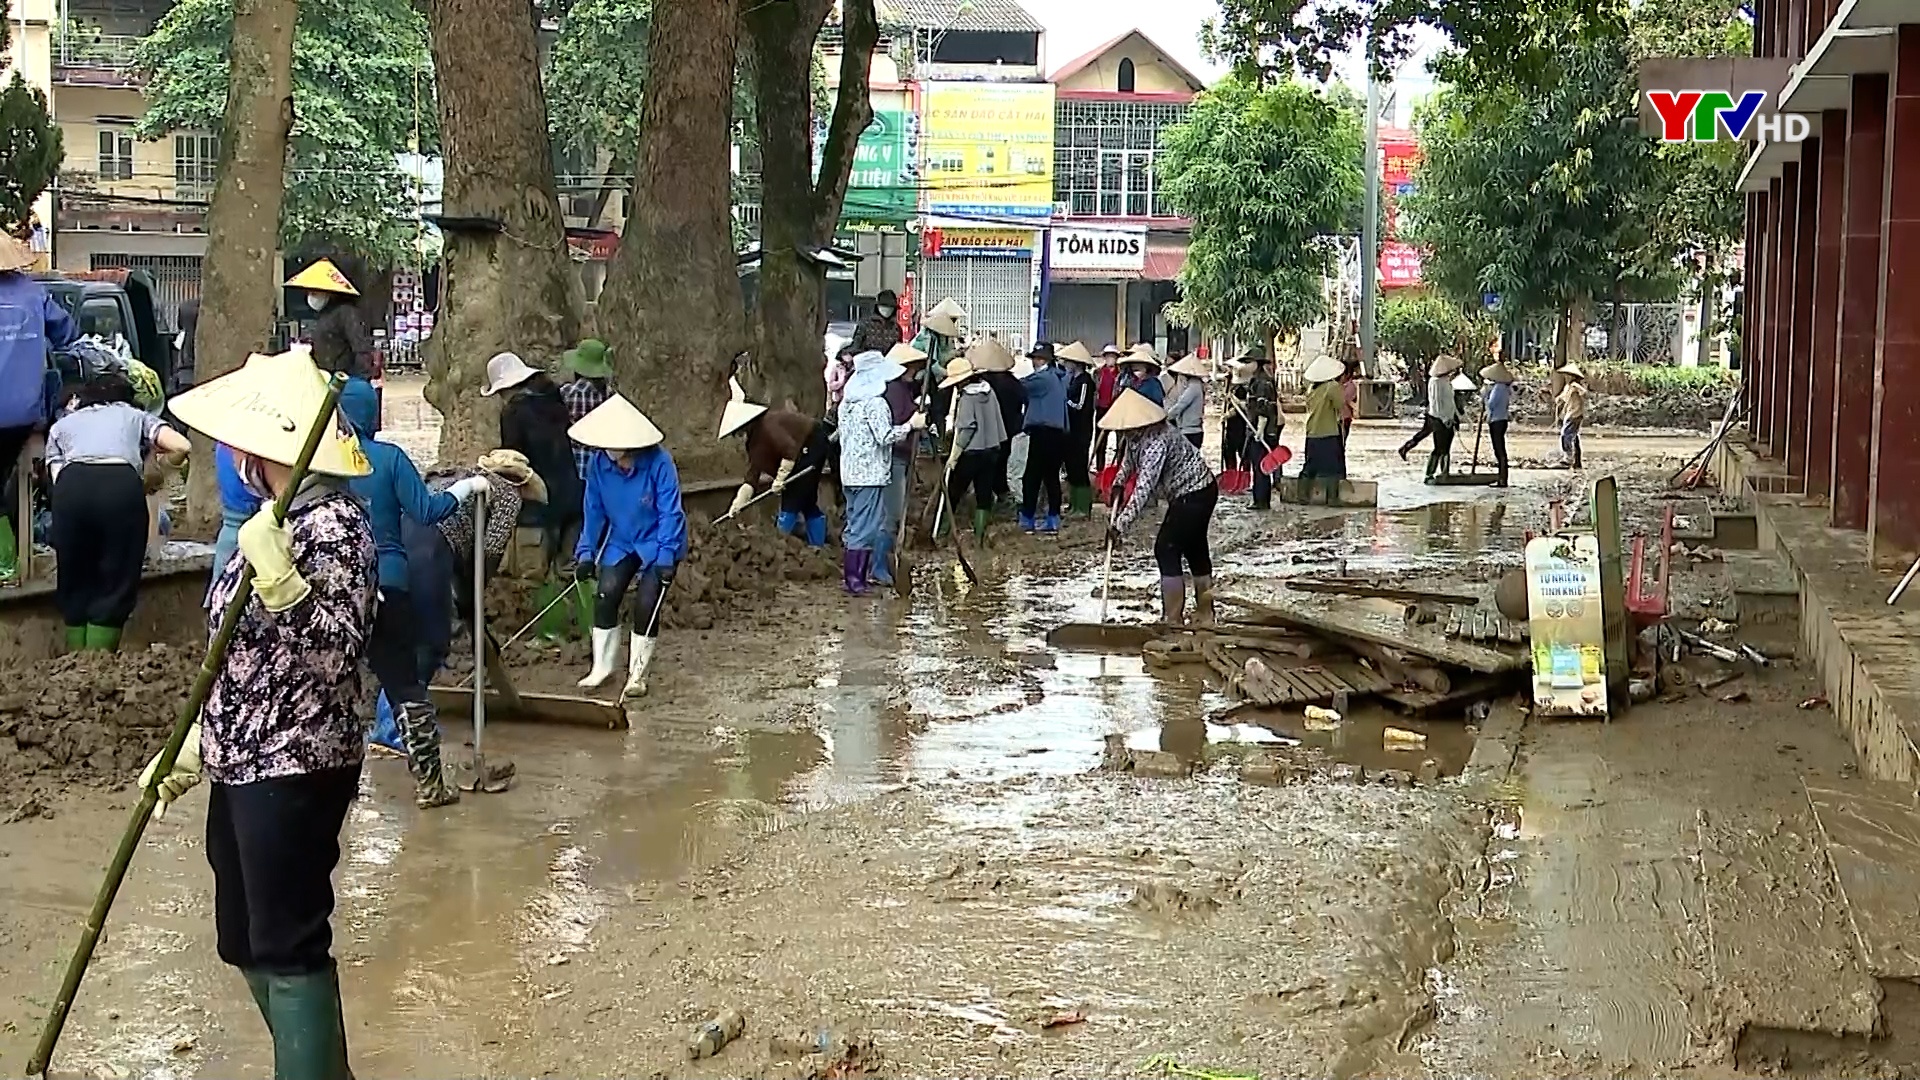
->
xmin=1647 ymin=91 xmax=1812 ymax=143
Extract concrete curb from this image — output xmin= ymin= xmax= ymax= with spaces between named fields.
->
xmin=1460 ymin=700 xmax=1526 ymax=795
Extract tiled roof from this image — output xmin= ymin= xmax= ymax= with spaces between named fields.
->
xmin=877 ymin=0 xmax=1042 ymax=33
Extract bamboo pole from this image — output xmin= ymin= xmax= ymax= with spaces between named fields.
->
xmin=27 ymin=373 xmax=349 ymax=1078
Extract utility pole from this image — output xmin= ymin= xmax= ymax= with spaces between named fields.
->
xmin=1359 ymin=72 xmax=1380 ymax=379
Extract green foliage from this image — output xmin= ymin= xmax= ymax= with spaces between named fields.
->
xmin=1201 ymin=0 xmax=1625 ymax=89
xmin=1159 ymin=76 xmax=1363 ymax=338
xmin=546 ymin=0 xmax=650 ymax=164
xmin=0 ymin=73 xmax=60 ymax=231
xmin=1376 ymin=292 xmax=1487 ymax=372
xmin=136 ymin=0 xmax=435 ymax=265
xmin=1401 ymin=0 xmax=1747 ymax=326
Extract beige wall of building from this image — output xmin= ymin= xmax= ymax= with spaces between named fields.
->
xmin=1055 ymin=39 xmax=1196 ymax=95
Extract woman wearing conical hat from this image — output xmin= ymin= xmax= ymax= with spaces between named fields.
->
xmin=569 ymin=394 xmax=688 ymax=698
xmin=1119 ymin=344 xmax=1165 ymax=407
xmin=939 ymin=347 xmax=1010 ymax=544
xmin=138 ymin=347 xmax=378 ymax=1079
xmin=1555 ymin=361 xmax=1587 ymax=470
xmin=1298 ymin=353 xmax=1350 ymax=501
xmin=1057 ymin=342 xmax=1099 ymax=516
xmin=1480 ymin=354 xmax=1515 ymax=487
xmin=1102 ymin=388 xmax=1220 ymax=627
xmin=838 ymin=350 xmax=927 ymax=595
xmin=287 ymin=258 xmax=374 ymax=380
xmin=1399 ymin=354 xmax=1463 ymax=483
xmin=717 ymin=376 xmax=832 ymax=547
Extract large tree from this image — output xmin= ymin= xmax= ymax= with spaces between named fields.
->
xmin=1202 ymin=0 xmax=1625 ymax=89
xmin=183 ymin=0 xmax=298 ymax=526
xmin=593 ymin=0 xmax=745 ymax=474
xmin=425 ymin=0 xmax=584 ymax=464
xmin=1159 ymin=76 xmax=1363 ymax=341
xmin=138 ymin=0 xmax=433 ymax=267
xmin=741 ymin=0 xmax=879 ymax=415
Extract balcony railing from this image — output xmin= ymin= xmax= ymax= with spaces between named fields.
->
xmin=52 ymin=30 xmax=147 ymax=86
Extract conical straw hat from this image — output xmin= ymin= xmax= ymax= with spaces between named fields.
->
xmin=928 ymin=297 xmax=967 ymax=321
xmin=1480 ymin=361 xmax=1515 ymax=383
xmin=284 ymin=258 xmax=360 ymax=296
xmin=1303 ymin=354 xmax=1346 ymax=383
xmin=1430 ymin=354 xmax=1463 ymax=376
xmin=967 ymin=337 xmax=1015 ymax=373
xmin=1097 ymin=387 xmax=1168 ymax=432
xmin=1125 ymin=343 xmax=1163 ymax=368
xmin=168 ymin=346 xmax=372 ymax=478
xmin=939 ymin=355 xmax=979 ymax=389
xmin=923 ymin=297 xmax=967 ymax=337
xmin=1451 ymin=371 xmax=1478 ymax=391
xmin=716 ymin=377 xmax=767 ymax=439
xmin=1056 ymin=341 xmax=1095 ymax=365
xmin=1557 ymin=362 xmax=1586 ymax=379
xmin=0 ymin=234 xmax=33 ymax=273
xmin=1012 ymin=354 xmax=1034 ymax=379
xmin=887 ymin=341 xmax=929 ymax=365
xmin=1169 ymin=354 xmax=1209 ymax=378
xmin=569 ymin=393 xmax=664 ymax=450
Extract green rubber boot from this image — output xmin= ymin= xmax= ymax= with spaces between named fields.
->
xmin=0 ymin=517 xmax=16 ymax=583
xmin=1069 ymin=485 xmax=1094 ymax=517
xmin=64 ymin=625 xmax=86 ymax=653
xmin=244 ymin=970 xmax=274 ymax=1032
xmin=84 ymin=625 xmax=121 ymax=652
xmin=264 ymin=968 xmax=351 ymax=1080
xmin=972 ymin=508 xmax=990 ymax=544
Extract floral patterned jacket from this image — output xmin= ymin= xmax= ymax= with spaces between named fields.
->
xmin=201 ymin=485 xmax=379 ymax=785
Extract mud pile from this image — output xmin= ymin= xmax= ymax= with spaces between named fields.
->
xmin=484 ymin=512 xmax=841 ymax=648
xmin=0 ymin=645 xmax=195 ymax=820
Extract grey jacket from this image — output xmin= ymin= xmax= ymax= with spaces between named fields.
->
xmin=952 ymin=381 xmax=1008 ymax=453
xmin=1165 ymin=377 xmax=1205 ymax=434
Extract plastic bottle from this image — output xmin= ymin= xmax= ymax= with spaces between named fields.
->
xmin=1304 ymin=705 xmax=1342 ymax=731
xmin=688 ymin=1010 xmax=746 ymax=1060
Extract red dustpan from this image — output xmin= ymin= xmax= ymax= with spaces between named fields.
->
xmin=1260 ymin=444 xmax=1292 ymax=474
xmin=1219 ymin=463 xmax=1252 ymax=495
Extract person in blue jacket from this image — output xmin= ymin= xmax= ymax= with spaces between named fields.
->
xmin=339 ymin=377 xmax=487 ymax=807
xmin=568 ymin=393 xmax=687 ymax=700
xmin=0 ymin=234 xmax=77 ymax=580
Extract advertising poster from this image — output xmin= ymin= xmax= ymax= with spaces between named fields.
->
xmin=921 ymin=82 xmax=1056 ymax=221
xmin=840 ymin=106 xmax=918 ymax=224
xmin=1525 ymin=534 xmax=1610 ymax=718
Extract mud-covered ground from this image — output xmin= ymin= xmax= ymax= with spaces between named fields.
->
xmin=2 ymin=387 xmax=1905 ymax=1079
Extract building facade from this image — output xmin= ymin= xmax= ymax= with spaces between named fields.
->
xmin=49 ymin=0 xmax=208 ymax=322
xmin=1042 ymin=30 xmax=1202 ymax=354
xmin=1730 ymin=0 xmax=1920 ymax=566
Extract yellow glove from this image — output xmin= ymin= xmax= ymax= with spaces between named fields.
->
xmin=771 ymin=458 xmax=796 ymax=493
xmin=728 ymin=483 xmax=755 ymax=516
xmin=237 ymin=508 xmax=310 ymax=613
xmin=138 ymin=723 xmax=201 ymax=819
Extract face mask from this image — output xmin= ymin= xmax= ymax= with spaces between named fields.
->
xmin=235 ymin=451 xmax=272 ymax=500
xmin=876 ymin=305 xmax=895 ymax=319
xmin=305 ymin=291 xmax=331 ymax=312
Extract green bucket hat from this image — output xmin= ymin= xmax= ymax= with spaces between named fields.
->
xmin=564 ymin=338 xmax=612 ymax=379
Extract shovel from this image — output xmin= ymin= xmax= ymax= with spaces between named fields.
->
xmin=891 ymin=357 xmax=941 ymax=596
xmin=715 ymin=466 xmax=817 ymax=525
xmin=458 ymin=491 xmax=514 ymax=794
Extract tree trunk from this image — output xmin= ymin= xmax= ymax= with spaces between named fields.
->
xmin=743 ymin=0 xmax=876 ymax=416
xmin=1609 ymin=274 xmax=1625 ymax=362
xmin=425 ymin=0 xmax=583 ymax=467
xmin=596 ymin=0 xmax=744 ymax=478
xmin=184 ymin=0 xmax=296 ymax=529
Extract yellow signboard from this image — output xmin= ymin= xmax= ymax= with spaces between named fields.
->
xmin=1525 ymin=534 xmax=1610 ymax=718
xmin=922 ymin=82 xmax=1055 ymax=222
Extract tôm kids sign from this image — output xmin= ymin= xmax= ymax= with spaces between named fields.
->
xmin=1646 ymin=90 xmax=1811 ymax=144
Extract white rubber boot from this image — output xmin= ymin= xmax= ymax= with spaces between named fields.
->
xmin=578 ymin=627 xmax=619 ymax=688
xmin=622 ymin=635 xmax=657 ymax=700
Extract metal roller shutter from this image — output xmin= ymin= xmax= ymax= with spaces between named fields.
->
xmin=1042 ymin=282 xmax=1117 ymax=350
xmin=919 ymin=256 xmax=1034 ymax=350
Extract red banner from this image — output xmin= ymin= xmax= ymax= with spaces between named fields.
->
xmin=1380 ymin=241 xmax=1423 ymax=288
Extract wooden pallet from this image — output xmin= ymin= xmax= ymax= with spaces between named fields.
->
xmin=1443 ymin=604 xmax=1528 ymax=644
xmin=1204 ymin=637 xmax=1392 ymax=707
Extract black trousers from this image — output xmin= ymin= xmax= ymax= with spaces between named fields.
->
xmin=1399 ymin=416 xmax=1438 ymax=457
xmin=1489 ymin=419 xmax=1510 ymax=477
xmin=51 ymin=462 xmax=147 ymax=628
xmin=1065 ymin=423 xmax=1094 ymax=489
xmin=948 ymin=448 xmax=999 ymax=510
xmin=0 ymin=423 xmax=32 ymax=536
xmin=366 ymin=587 xmax=428 ymax=707
xmin=781 ymin=421 xmax=831 ymax=518
xmin=1155 ymin=482 xmax=1218 ymax=578
xmin=1427 ymin=422 xmax=1456 ymax=477
xmin=1184 ymin=431 xmax=1205 ymax=451
xmin=1223 ymin=415 xmax=1247 ymax=471
xmin=593 ymin=555 xmax=667 ymax=636
xmin=991 ymin=443 xmax=1013 ymax=502
xmin=207 ymin=765 xmax=361 ymax=975
xmin=1020 ymin=427 xmax=1066 ymax=517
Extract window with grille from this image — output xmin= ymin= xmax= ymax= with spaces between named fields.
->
xmin=1053 ymin=99 xmax=1188 ymax=219
xmin=174 ymin=134 xmax=217 ymax=200
xmin=97 ymin=129 xmax=133 ymax=181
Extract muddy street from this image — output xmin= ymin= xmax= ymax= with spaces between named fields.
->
xmin=2 ymin=416 xmax=1907 ymax=1079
